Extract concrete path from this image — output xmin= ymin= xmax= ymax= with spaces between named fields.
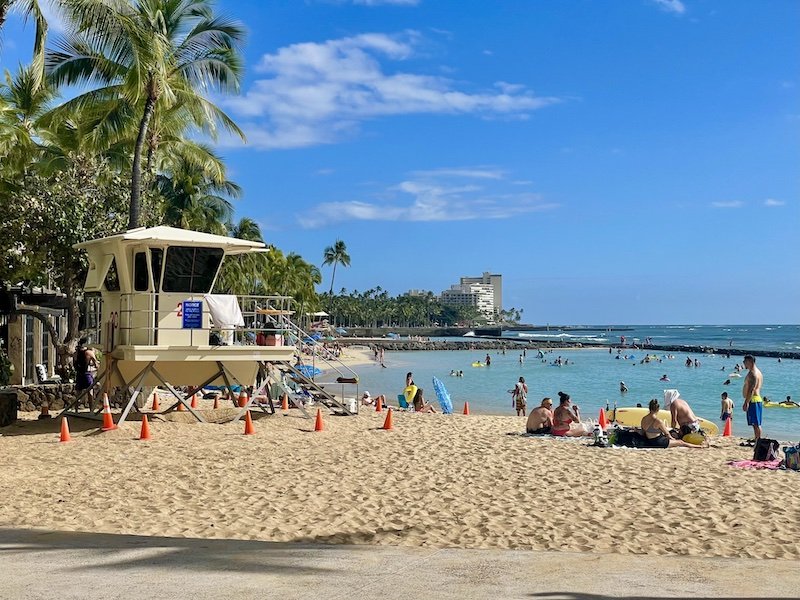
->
xmin=0 ymin=528 xmax=797 ymax=599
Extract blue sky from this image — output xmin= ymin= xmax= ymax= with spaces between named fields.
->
xmin=3 ymin=0 xmax=799 ymax=324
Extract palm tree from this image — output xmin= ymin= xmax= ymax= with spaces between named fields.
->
xmin=0 ymin=0 xmax=48 ymax=88
xmin=47 ymin=0 xmax=245 ymax=229
xmin=322 ymin=239 xmax=351 ymax=298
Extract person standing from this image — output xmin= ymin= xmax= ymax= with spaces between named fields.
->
xmin=73 ymin=337 xmax=98 ymax=410
xmin=512 ymin=376 xmax=528 ymax=416
xmin=720 ymin=392 xmax=734 ymax=422
xmin=742 ymin=355 xmax=763 ymax=440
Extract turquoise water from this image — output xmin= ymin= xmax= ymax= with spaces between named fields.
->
xmin=502 ymin=324 xmax=800 ymax=353
xmin=354 ymin=348 xmax=800 ymax=442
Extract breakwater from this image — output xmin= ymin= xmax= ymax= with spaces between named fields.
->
xmin=338 ymin=338 xmax=800 ymax=360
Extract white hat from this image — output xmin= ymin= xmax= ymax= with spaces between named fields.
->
xmin=663 ymin=389 xmax=680 ymax=407
xmin=362 ymin=391 xmax=371 ymax=398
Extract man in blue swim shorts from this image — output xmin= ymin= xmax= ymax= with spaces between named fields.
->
xmin=742 ymin=355 xmax=763 ymax=440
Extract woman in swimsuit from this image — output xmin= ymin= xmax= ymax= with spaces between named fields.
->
xmin=640 ymin=399 xmax=706 ymax=448
xmin=412 ymin=388 xmax=436 ymax=413
xmin=551 ymin=391 xmax=589 ymax=437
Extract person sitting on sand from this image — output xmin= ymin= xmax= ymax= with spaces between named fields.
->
xmin=663 ymin=389 xmax=702 ymax=438
xmin=641 ymin=399 xmax=706 ymax=448
xmin=412 ymin=388 xmax=437 ymax=413
xmin=361 ymin=391 xmax=386 ymax=407
xmin=526 ymin=397 xmax=554 ymax=434
xmin=551 ymin=392 xmax=589 ymax=437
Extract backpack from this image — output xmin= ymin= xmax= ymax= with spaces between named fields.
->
xmin=753 ymin=438 xmax=780 ymax=461
xmin=612 ymin=428 xmax=645 ymax=448
xmin=783 ymin=445 xmax=800 ymax=471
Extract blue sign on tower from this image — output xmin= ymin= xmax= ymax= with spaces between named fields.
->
xmin=182 ymin=301 xmax=203 ymax=329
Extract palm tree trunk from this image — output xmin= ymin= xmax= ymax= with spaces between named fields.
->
xmin=328 ymin=262 xmax=338 ymax=297
xmin=129 ymin=90 xmax=157 ymax=230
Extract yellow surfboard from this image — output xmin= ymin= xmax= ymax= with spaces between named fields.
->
xmin=610 ymin=407 xmax=719 ymax=436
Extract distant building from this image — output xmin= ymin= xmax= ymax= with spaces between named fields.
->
xmin=404 ymin=289 xmax=435 ymax=298
xmin=459 ymin=272 xmax=502 ymax=315
xmin=440 ymin=281 xmax=497 ymax=322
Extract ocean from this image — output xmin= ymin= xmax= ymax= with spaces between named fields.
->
xmin=353 ymin=325 xmax=800 ymax=442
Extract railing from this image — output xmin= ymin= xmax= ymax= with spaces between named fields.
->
xmin=83 ymin=293 xmax=358 ymax=379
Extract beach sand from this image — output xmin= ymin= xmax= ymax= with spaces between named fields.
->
xmin=1 ymin=408 xmax=798 ymax=561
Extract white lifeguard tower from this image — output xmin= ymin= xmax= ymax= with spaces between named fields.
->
xmin=62 ymin=226 xmax=358 ymax=425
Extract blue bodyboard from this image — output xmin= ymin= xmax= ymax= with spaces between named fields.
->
xmin=432 ymin=376 xmax=454 ymax=414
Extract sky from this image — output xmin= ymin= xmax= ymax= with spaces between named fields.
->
xmin=2 ymin=0 xmax=799 ymax=324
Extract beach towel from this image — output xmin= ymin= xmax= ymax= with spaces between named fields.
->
xmin=205 ymin=295 xmax=244 ymax=345
xmin=204 ymin=295 xmax=245 ymax=327
xmin=727 ymin=459 xmax=783 ymax=470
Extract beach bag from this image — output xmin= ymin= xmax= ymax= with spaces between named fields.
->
xmin=613 ymin=429 xmax=645 ymax=448
xmin=752 ymin=438 xmax=780 ymax=461
xmin=783 ymin=445 xmax=800 ymax=471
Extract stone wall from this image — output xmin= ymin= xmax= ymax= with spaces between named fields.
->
xmin=1 ymin=384 xmax=79 ymax=413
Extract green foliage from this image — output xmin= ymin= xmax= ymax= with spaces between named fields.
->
xmin=322 ymin=239 xmax=351 ymax=297
xmin=0 ymin=347 xmax=13 ymax=386
xmin=327 ymin=289 xmax=487 ymax=328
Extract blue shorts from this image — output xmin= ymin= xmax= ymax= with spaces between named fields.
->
xmin=746 ymin=402 xmax=763 ymax=427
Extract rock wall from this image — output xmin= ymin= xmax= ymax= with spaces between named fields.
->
xmin=1 ymin=384 xmax=79 ymax=413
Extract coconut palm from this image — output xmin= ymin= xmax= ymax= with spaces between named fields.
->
xmin=0 ymin=0 xmax=48 ymax=88
xmin=47 ymin=0 xmax=245 ymax=230
xmin=322 ymin=239 xmax=350 ymax=298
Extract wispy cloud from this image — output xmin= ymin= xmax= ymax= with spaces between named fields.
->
xmin=711 ymin=201 xmax=744 ymax=209
xmin=297 ymin=168 xmax=557 ymax=227
xmin=315 ymin=168 xmax=335 ymax=176
xmin=223 ymin=32 xmax=559 ymax=150
xmin=764 ymin=198 xmax=785 ymax=207
xmin=411 ymin=167 xmax=506 ymax=180
xmin=651 ymin=0 xmax=686 ymax=15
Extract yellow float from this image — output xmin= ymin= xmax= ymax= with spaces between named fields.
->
xmin=610 ymin=407 xmax=719 ymax=436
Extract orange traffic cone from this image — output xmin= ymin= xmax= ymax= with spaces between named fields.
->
xmin=598 ymin=408 xmax=608 ymax=431
xmin=151 ymin=392 xmax=160 ymax=412
xmin=463 ymin=402 xmax=470 ymax=415
xmin=177 ymin=400 xmax=185 ymax=411
xmin=382 ymin=407 xmax=393 ymax=430
xmin=723 ymin=417 xmax=732 ymax=437
xmin=59 ymin=417 xmax=72 ymax=443
xmin=101 ymin=393 xmax=117 ymax=431
xmin=38 ymin=404 xmax=51 ymax=420
xmin=213 ymin=393 xmax=220 ymax=410
xmin=243 ymin=411 xmax=255 ymax=435
xmin=281 ymin=394 xmax=289 ymax=411
xmin=139 ymin=415 xmax=152 ymax=440
xmin=190 ymin=393 xmax=198 ymax=409
xmin=314 ymin=408 xmax=324 ymax=432
xmin=238 ymin=390 xmax=249 ymax=408
xmin=375 ymin=396 xmax=383 ymax=412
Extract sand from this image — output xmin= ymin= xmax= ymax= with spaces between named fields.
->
xmin=1 ymin=406 xmax=798 ymax=561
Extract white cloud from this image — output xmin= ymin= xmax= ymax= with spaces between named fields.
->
xmin=315 ymin=168 xmax=335 ymax=176
xmin=764 ymin=198 xmax=785 ymax=207
xmin=411 ymin=167 xmax=506 ymax=180
xmin=711 ymin=201 xmax=744 ymax=209
xmin=297 ymin=168 xmax=556 ymax=227
xmin=223 ymin=32 xmax=559 ymax=150
xmin=652 ymin=0 xmax=686 ymax=15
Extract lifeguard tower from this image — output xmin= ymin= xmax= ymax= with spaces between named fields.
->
xmin=62 ymin=226 xmax=358 ymax=426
